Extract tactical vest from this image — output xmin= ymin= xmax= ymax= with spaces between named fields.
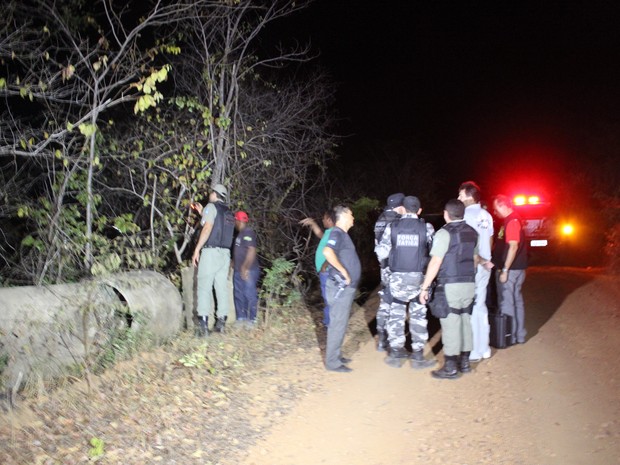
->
xmin=437 ymin=221 xmax=477 ymax=284
xmin=388 ymin=217 xmax=428 ymax=272
xmin=374 ymin=209 xmax=400 ymax=243
xmin=492 ymin=212 xmax=528 ymax=270
xmin=204 ymin=202 xmax=235 ymax=249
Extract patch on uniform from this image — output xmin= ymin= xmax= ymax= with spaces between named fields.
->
xmin=243 ymin=235 xmax=252 ymax=241
xmin=327 ymin=239 xmax=337 ymax=246
xmin=478 ymin=218 xmax=490 ymax=229
xmin=396 ymin=234 xmax=419 ymax=247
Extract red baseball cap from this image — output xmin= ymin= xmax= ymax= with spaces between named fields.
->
xmin=235 ymin=211 xmax=249 ymax=222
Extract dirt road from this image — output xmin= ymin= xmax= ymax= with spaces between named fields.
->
xmin=233 ymin=267 xmax=620 ymax=465
xmin=1 ymin=267 xmax=618 ymax=465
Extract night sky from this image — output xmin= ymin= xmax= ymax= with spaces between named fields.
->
xmin=277 ymin=1 xmax=620 ymax=201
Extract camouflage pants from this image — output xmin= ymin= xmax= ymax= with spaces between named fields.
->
xmin=376 ymin=267 xmax=392 ymax=332
xmin=387 ymin=271 xmax=428 ymax=351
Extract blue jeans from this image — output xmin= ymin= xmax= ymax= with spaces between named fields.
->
xmin=233 ymin=268 xmax=260 ymax=321
xmin=319 ymin=270 xmax=331 ymax=326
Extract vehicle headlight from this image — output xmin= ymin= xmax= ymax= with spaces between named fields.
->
xmin=561 ymin=223 xmax=574 ymax=236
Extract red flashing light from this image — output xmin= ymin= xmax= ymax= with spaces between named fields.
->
xmin=513 ymin=194 xmax=542 ymax=206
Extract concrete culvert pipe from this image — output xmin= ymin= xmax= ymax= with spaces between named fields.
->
xmin=99 ymin=270 xmax=183 ymax=340
xmin=0 ymin=271 xmax=182 ymax=392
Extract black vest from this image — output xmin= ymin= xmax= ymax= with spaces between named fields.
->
xmin=204 ymin=202 xmax=235 ymax=249
xmin=374 ymin=209 xmax=401 ymax=243
xmin=492 ymin=212 xmax=528 ymax=270
xmin=437 ymin=221 xmax=477 ymax=284
xmin=388 ymin=217 xmax=428 ymax=272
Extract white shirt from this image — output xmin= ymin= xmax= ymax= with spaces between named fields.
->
xmin=464 ymin=203 xmax=493 ymax=260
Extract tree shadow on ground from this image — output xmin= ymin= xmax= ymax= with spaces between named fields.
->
xmin=520 ymin=266 xmax=601 ymax=341
xmin=356 ymin=266 xmax=600 ymax=356
xmin=486 ymin=266 xmax=601 ymax=342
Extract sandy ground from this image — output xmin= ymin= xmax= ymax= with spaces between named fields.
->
xmin=232 ymin=267 xmax=620 ymax=465
xmin=1 ymin=266 xmax=618 ymax=465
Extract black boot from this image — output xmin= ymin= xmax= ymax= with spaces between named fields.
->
xmin=376 ymin=330 xmax=388 ymax=352
xmin=431 ymin=355 xmax=460 ymax=379
xmin=384 ymin=347 xmax=409 ymax=368
xmin=410 ymin=350 xmax=437 ymax=369
xmin=458 ymin=351 xmax=471 ymax=373
xmin=214 ymin=316 xmax=227 ymax=333
xmin=196 ymin=316 xmax=209 ymax=337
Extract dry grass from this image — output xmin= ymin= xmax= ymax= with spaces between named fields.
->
xmin=0 ymin=297 xmax=372 ymax=465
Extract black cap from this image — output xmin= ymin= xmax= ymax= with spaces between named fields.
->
xmin=387 ymin=193 xmax=405 ymax=208
xmin=403 ymin=196 xmax=421 ymax=212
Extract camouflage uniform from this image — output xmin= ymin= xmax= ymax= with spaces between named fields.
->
xmin=387 ymin=270 xmax=427 ymax=351
xmin=376 ymin=213 xmax=435 ymax=353
xmin=373 ymin=199 xmax=403 ymax=348
xmin=376 ymin=266 xmax=392 ymax=337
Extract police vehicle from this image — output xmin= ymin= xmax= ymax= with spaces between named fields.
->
xmin=508 ymin=193 xmax=575 ymax=249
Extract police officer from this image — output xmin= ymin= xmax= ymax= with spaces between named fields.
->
xmin=375 ymin=196 xmax=436 ymax=368
xmin=373 ymin=193 xmax=404 ymax=351
xmin=420 ymin=199 xmax=479 ymax=379
xmin=191 ymin=184 xmax=235 ymax=336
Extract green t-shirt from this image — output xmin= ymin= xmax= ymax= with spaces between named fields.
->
xmin=314 ymin=228 xmax=333 ymax=273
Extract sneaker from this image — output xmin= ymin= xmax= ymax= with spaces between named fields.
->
xmin=326 ymin=365 xmax=352 ymax=373
xmin=470 ymin=350 xmax=492 ymax=362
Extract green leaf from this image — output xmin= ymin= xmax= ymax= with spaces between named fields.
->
xmin=89 ymin=437 xmax=105 ymax=458
xmin=78 ymin=123 xmax=96 ymax=137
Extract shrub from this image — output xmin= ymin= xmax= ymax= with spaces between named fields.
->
xmin=260 ymin=257 xmax=301 ymax=325
xmin=604 ymin=223 xmax=620 ymax=274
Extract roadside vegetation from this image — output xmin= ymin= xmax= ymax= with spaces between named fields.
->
xmin=0 ymin=289 xmax=372 ymax=465
xmin=0 ymin=0 xmax=336 ymax=287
